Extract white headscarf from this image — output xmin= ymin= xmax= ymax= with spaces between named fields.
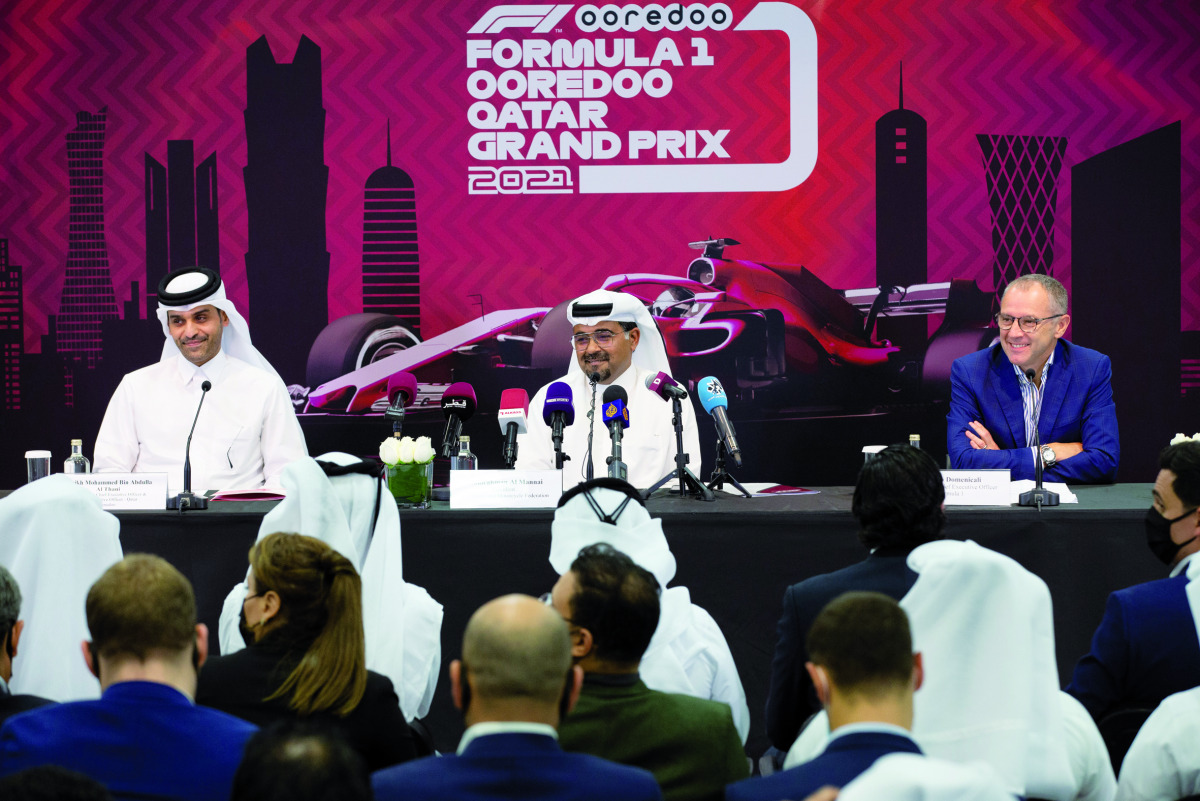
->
xmin=565 ymin=289 xmax=673 ymax=380
xmin=217 ymin=452 xmax=442 ymax=721
xmin=839 ymin=753 xmax=1015 ymax=801
xmin=155 ymin=268 xmax=277 ymax=377
xmin=0 ymin=475 xmax=123 ymax=701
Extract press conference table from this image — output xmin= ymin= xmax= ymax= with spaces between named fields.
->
xmin=112 ymin=483 xmax=1161 ymax=756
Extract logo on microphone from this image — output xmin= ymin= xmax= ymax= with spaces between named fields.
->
xmin=443 ymin=398 xmax=469 ymax=410
xmin=603 ymin=402 xmax=628 ymax=423
xmin=702 ymin=377 xmax=725 ymax=397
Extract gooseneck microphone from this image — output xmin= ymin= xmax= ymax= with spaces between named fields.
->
xmin=497 ymin=388 xmax=529 ymax=468
xmin=601 ymin=384 xmax=629 ymax=481
xmin=543 ymin=381 xmax=574 ymax=469
xmin=168 ymin=379 xmax=212 ymax=511
xmin=1018 ymin=368 xmax=1059 ymax=509
xmin=384 ymin=372 xmax=418 ymax=439
xmin=440 ymin=382 xmax=478 ymax=458
xmin=697 ymin=376 xmax=743 ymax=468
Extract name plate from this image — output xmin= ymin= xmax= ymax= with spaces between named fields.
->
xmin=449 ymin=469 xmax=564 ymax=509
xmin=66 ymin=473 xmax=168 ymax=510
xmin=940 ymin=469 xmax=1011 ymax=506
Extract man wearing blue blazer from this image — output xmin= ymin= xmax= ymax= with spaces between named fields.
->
xmin=372 ymin=594 xmax=662 ymax=801
xmin=1067 ymin=440 xmax=1200 ymax=720
xmin=947 ymin=273 xmax=1119 ymax=483
xmin=729 ymin=592 xmax=924 ymax=800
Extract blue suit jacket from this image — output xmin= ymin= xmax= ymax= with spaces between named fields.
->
xmin=0 ymin=681 xmax=256 ymax=801
xmin=372 ymin=731 xmax=663 ymax=801
xmin=1066 ymin=572 xmax=1200 ymax=720
xmin=947 ymin=339 xmax=1119 ymax=482
xmin=726 ymin=730 xmax=922 ymax=801
xmin=765 ymin=549 xmax=918 ymax=751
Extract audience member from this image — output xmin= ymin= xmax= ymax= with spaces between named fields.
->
xmin=218 ymin=452 xmax=443 ymax=722
xmin=197 ymin=531 xmax=418 ymax=771
xmin=0 ymin=565 xmax=52 ymax=726
xmin=373 ymin=594 xmax=662 ymax=801
xmin=549 ymin=478 xmax=750 ymax=742
xmin=232 ymin=720 xmax=372 ymax=801
xmin=0 ymin=475 xmax=123 ymax=701
xmin=766 ymin=444 xmax=943 ymax=752
xmin=0 ymin=765 xmax=113 ymax=801
xmin=728 ymin=592 xmax=924 ymax=800
xmin=0 ymin=554 xmax=256 ymax=800
xmin=1067 ymin=440 xmax=1200 ymax=720
xmin=837 ymin=753 xmax=1016 ymax=801
xmin=1114 ymin=684 xmax=1200 ymax=801
xmin=553 ymin=543 xmax=748 ymax=801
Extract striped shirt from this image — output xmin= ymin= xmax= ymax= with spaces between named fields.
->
xmin=1014 ymin=348 xmax=1056 ymax=459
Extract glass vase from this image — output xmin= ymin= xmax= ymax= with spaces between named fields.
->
xmin=385 ymin=461 xmax=434 ymax=509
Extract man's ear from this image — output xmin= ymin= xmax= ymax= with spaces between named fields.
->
xmin=220 ymin=309 xmax=230 ymax=327
xmin=628 ymin=327 xmax=640 ymax=351
xmin=912 ymin=652 xmax=924 ymax=692
xmin=9 ymin=619 xmax=23 ymax=657
xmin=805 ymin=662 xmax=830 ymax=707
xmin=82 ymin=640 xmax=98 ymax=679
xmin=449 ymin=659 xmax=464 ymax=710
xmin=569 ymin=626 xmax=594 ymax=660
xmin=194 ymin=623 xmax=209 ymax=669
xmin=1053 ymin=313 xmax=1070 ymax=339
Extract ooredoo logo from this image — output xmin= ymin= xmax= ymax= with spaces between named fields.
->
xmin=575 ymin=3 xmax=733 ymax=32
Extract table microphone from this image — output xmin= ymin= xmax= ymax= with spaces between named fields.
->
xmin=645 ymin=371 xmax=689 ymax=401
xmin=1018 ymin=368 xmax=1059 ymax=509
xmin=601 ymin=384 xmax=629 ymax=481
xmin=497 ymin=388 xmax=529 ymax=468
xmin=440 ymin=382 xmax=477 ymax=458
xmin=543 ymin=382 xmax=574 ymax=465
xmin=384 ymin=372 xmax=417 ymax=438
xmin=168 ymin=379 xmax=211 ymax=511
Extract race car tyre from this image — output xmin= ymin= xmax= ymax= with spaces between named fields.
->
xmin=306 ymin=313 xmax=420 ymax=389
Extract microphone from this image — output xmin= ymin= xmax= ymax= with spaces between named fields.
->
xmin=543 ymin=381 xmax=575 ymax=468
xmin=645 ymin=371 xmax=689 ymax=401
xmin=497 ymin=388 xmax=529 ymax=468
xmin=697 ymin=376 xmax=743 ymax=468
xmin=168 ymin=379 xmax=212 ymax=511
xmin=440 ymin=382 xmax=477 ymax=458
xmin=602 ymin=385 xmax=629 ymax=480
xmin=1018 ymin=368 xmax=1059 ymax=509
xmin=384 ymin=372 xmax=417 ymax=437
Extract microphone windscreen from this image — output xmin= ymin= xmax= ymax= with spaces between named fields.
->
xmin=1025 ymin=369 xmax=1037 ymax=382
xmin=441 ymin=382 xmax=478 ymax=421
xmin=601 ymin=385 xmax=629 ymax=430
xmin=644 ymin=370 xmax=682 ymax=399
xmin=543 ymin=382 xmax=575 ymax=426
xmin=387 ymin=372 xmax=418 ymax=406
xmin=696 ymin=376 xmax=729 ymax=414
xmin=497 ymin=388 xmax=530 ymax=434
xmin=601 ymin=384 xmax=628 ymax=405
xmin=201 ymin=380 xmax=212 ymax=392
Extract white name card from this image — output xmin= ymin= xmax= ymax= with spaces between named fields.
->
xmin=66 ymin=473 xmax=168 ymax=510
xmin=940 ymin=469 xmax=1011 ymax=506
xmin=449 ymin=469 xmax=564 ymax=509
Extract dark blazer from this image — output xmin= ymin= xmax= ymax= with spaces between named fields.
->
xmin=196 ymin=638 xmax=418 ymax=771
xmin=1066 ymin=572 xmax=1200 ymax=720
xmin=946 ymin=339 xmax=1119 ymax=483
xmin=0 ymin=687 xmax=53 ymax=728
xmin=726 ymin=729 xmax=923 ymax=801
xmin=372 ymin=731 xmax=664 ymax=801
xmin=765 ymin=549 xmax=918 ymax=751
xmin=0 ymin=680 xmax=255 ymax=801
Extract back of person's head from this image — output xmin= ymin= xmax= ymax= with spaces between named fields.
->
xmin=250 ymin=532 xmax=367 ymax=716
xmin=0 ymin=765 xmax=114 ymax=801
xmin=568 ymin=543 xmax=660 ymax=666
xmin=853 ymin=444 xmax=946 ymax=550
xmin=807 ymin=592 xmax=915 ymax=699
xmin=86 ymin=554 xmax=195 ymax=662
xmin=1160 ymin=440 xmax=1200 ymax=507
xmin=461 ymin=594 xmax=572 ymax=707
xmin=231 ymin=720 xmax=371 ymax=801
xmin=0 ymin=563 xmax=19 ymax=656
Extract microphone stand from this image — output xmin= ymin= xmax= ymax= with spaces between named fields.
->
xmin=644 ymin=396 xmax=715 ymax=501
xmin=1018 ymin=371 xmax=1059 ymax=510
xmin=707 ymin=440 xmax=750 ymax=498
xmin=168 ymin=382 xmax=211 ymax=512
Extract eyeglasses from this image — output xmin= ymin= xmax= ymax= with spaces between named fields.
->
xmin=570 ymin=330 xmax=627 ymax=350
xmin=994 ymin=313 xmax=1065 ymax=333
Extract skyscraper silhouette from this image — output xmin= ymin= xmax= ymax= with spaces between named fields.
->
xmin=0 ymin=239 xmax=22 ymax=411
xmin=244 ymin=35 xmax=330 ymax=384
xmin=362 ymin=121 xmax=420 ymax=335
xmin=145 ymin=141 xmax=221 ymax=315
xmin=977 ymin=134 xmax=1068 ymax=302
xmin=56 ymin=108 xmax=119 ymax=369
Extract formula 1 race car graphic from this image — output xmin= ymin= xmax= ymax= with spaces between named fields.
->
xmin=300 ymin=238 xmax=995 ymax=417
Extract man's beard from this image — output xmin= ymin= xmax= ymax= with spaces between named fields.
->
xmin=583 ymin=354 xmax=611 ymax=382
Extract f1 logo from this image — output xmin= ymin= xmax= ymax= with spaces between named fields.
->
xmin=469 ymin=4 xmax=573 ymax=34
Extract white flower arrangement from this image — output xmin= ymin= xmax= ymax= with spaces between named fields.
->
xmin=1170 ymin=433 xmax=1200 ymax=445
xmin=379 ymin=435 xmax=437 ymax=466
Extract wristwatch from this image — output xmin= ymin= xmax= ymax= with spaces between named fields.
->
xmin=1041 ymin=445 xmax=1057 ymax=468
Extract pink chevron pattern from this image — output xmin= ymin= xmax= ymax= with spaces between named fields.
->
xmin=1 ymin=0 xmax=1197 ymax=355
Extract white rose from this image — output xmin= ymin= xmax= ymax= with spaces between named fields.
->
xmin=379 ymin=437 xmax=404 ymax=465
xmin=413 ymin=436 xmax=436 ymax=464
xmin=397 ymin=436 xmax=417 ymax=463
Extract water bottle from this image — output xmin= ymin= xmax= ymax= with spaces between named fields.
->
xmin=64 ymin=438 xmax=91 ymax=474
xmin=909 ymin=434 xmax=921 ymax=450
xmin=451 ymin=436 xmax=478 ymax=471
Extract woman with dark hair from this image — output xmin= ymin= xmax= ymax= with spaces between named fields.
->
xmin=197 ymin=532 xmax=418 ymax=771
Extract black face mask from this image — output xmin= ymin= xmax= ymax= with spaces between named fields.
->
xmin=1144 ymin=506 xmax=1199 ymax=565
xmin=239 ymin=604 xmax=256 ymax=648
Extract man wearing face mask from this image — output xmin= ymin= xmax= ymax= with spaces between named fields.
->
xmin=1066 ymin=440 xmax=1200 ymax=721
